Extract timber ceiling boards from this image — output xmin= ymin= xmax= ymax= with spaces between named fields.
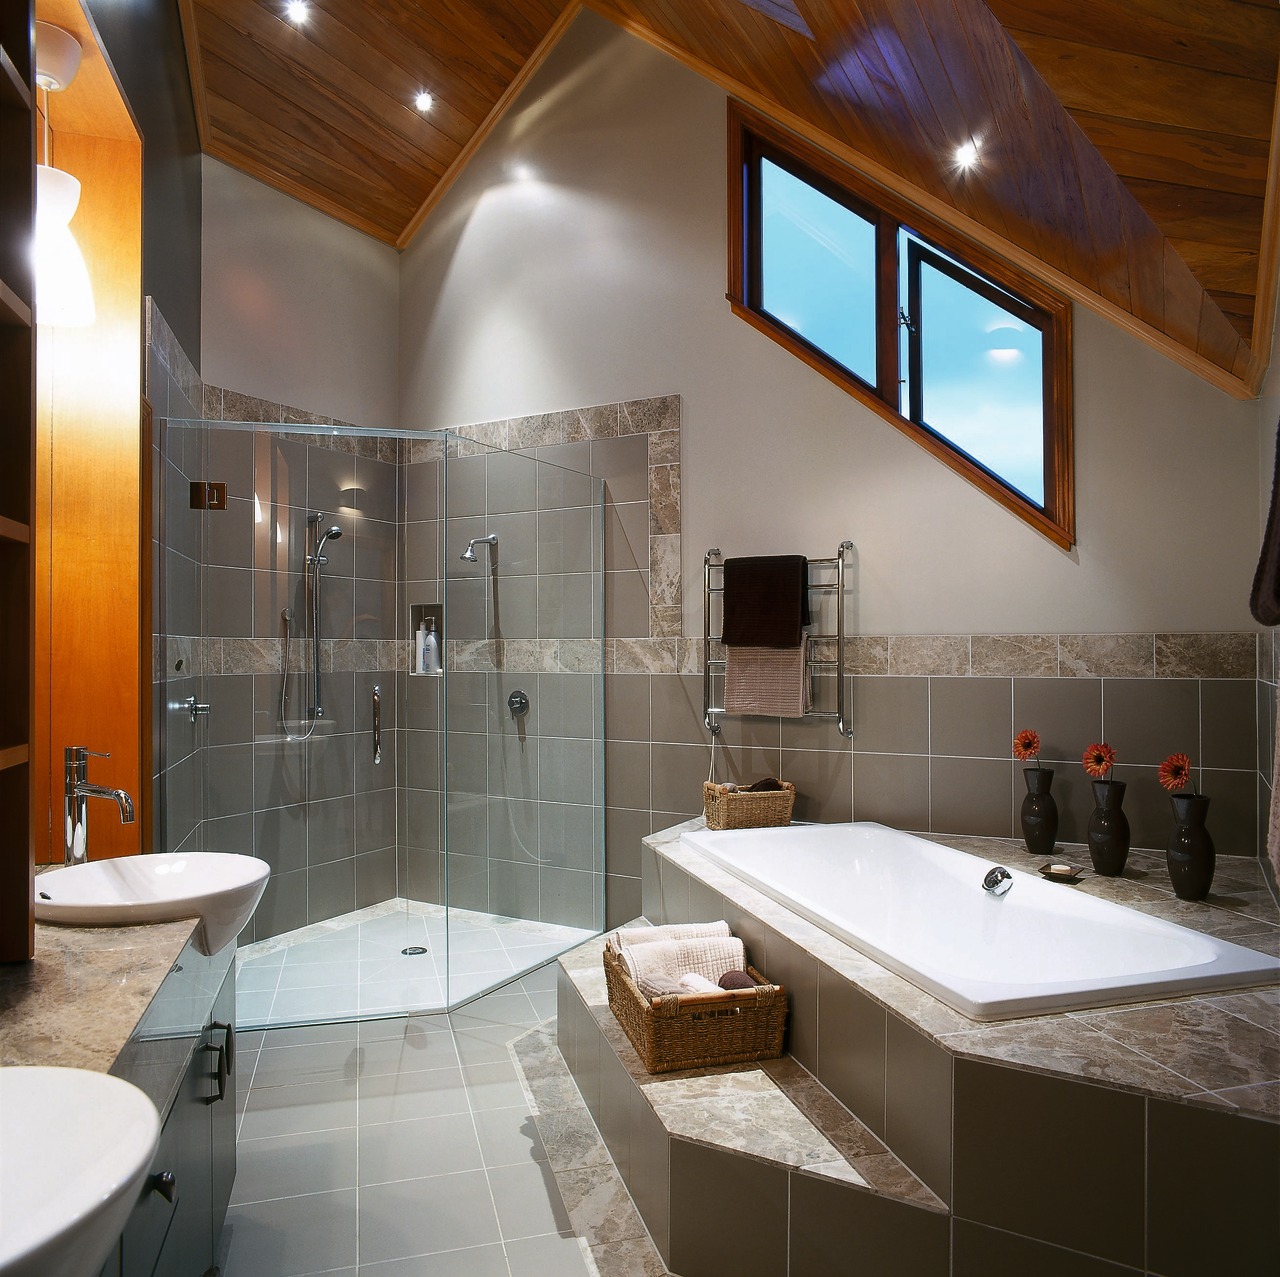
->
xmin=180 ymin=0 xmax=1280 ymax=394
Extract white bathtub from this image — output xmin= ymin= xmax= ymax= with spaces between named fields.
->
xmin=682 ymin=822 xmax=1280 ymax=1020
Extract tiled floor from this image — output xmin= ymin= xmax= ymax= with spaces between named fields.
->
xmin=222 ymin=965 xmax=595 ymax=1277
xmin=236 ymin=900 xmax=595 ymax=1029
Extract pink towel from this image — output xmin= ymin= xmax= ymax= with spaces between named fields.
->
xmin=724 ymin=635 xmax=811 ymax=718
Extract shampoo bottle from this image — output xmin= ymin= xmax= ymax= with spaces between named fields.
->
xmin=415 ymin=617 xmax=428 ymax=674
xmin=421 ymin=616 xmax=441 ymax=675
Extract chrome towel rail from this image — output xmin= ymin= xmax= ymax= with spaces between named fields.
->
xmin=703 ymin=542 xmax=855 ymax=738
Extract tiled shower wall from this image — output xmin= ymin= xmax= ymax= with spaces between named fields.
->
xmin=145 ymin=301 xmax=205 ymax=859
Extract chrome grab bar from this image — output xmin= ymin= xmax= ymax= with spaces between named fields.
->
xmin=372 ymin=684 xmax=382 ymax=765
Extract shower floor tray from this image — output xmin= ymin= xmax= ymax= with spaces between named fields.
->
xmin=235 ymin=898 xmax=595 ymax=1029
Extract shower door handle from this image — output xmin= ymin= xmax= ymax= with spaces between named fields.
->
xmin=372 ymin=684 xmax=382 ymax=765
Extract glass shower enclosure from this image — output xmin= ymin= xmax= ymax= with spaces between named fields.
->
xmin=159 ymin=419 xmax=605 ymax=1027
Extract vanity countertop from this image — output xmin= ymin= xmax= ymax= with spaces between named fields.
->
xmin=0 ymin=919 xmax=198 ymax=1073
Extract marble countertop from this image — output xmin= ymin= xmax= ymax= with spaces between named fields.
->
xmin=647 ymin=821 xmax=1280 ymax=1123
xmin=0 ymin=920 xmax=198 ymax=1075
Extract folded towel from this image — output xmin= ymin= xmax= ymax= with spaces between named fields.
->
xmin=619 ymin=935 xmax=746 ymax=996
xmin=724 ymin=636 xmax=811 ymax=718
xmin=722 ymin=555 xmax=810 ymax=647
xmin=610 ymin=921 xmax=731 ymax=949
xmin=678 ymin=972 xmax=721 ymax=994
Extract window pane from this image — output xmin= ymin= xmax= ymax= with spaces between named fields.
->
xmin=915 ymin=254 xmax=1045 ymax=506
xmin=760 ymin=159 xmax=876 ymax=384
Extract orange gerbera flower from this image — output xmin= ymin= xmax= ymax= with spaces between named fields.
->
xmin=1013 ymin=729 xmax=1041 ymax=763
xmin=1082 ymin=742 xmax=1116 ymax=780
xmin=1159 ymin=752 xmax=1194 ymax=794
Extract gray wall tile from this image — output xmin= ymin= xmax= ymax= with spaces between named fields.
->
xmin=1147 ymin=1099 xmax=1280 ymax=1277
xmin=953 ymin=1060 xmax=1145 ymax=1267
xmin=789 ymin=1172 xmax=949 ymax=1277
xmin=885 ymin=1014 xmax=953 ymax=1202
xmin=953 ymin=1220 xmax=1141 ymax=1277
xmin=669 ymin=1140 xmax=787 ymax=1277
xmin=931 ymin=677 xmax=1011 ymax=759
xmin=816 ymin=965 xmax=887 ymax=1136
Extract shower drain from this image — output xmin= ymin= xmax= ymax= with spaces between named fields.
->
xmin=401 ymin=945 xmax=429 ymax=956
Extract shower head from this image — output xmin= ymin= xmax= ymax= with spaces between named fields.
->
xmin=316 ymin=524 xmax=342 ymax=554
xmin=460 ymin=533 xmax=499 ymax=562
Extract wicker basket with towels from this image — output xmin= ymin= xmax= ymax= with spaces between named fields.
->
xmin=702 ymin=778 xmax=795 ymax=830
xmin=604 ymin=922 xmax=788 ymax=1073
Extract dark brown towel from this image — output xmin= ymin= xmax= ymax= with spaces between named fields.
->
xmin=1251 ymin=419 xmax=1280 ymax=625
xmin=721 ymin=554 xmax=810 ymax=647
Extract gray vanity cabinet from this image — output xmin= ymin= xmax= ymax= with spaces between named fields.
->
xmin=104 ymin=941 xmax=238 ymax=1277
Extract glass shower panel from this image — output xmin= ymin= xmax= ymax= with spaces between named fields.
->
xmin=160 ymin=419 xmax=603 ymax=1029
xmin=439 ymin=439 xmax=605 ymax=1007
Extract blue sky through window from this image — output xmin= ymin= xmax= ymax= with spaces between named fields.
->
xmin=760 ymin=159 xmax=876 ymax=384
xmin=902 ymin=232 xmax=1045 ymax=505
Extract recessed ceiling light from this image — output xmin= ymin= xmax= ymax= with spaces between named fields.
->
xmin=414 ymin=91 xmax=434 ymax=112
xmin=285 ymin=1 xmax=309 ymax=24
xmin=954 ymin=139 xmax=980 ymax=171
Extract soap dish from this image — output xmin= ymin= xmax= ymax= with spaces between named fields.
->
xmin=1038 ymin=862 xmax=1086 ymax=883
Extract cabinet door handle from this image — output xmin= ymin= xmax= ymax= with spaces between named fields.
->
xmin=212 ymin=1019 xmax=236 ymax=1076
xmin=151 ymin=1170 xmax=177 ymax=1203
xmin=213 ymin=1042 xmax=228 ymax=1103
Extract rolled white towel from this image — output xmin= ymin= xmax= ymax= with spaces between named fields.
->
xmin=678 ymin=972 xmax=721 ymax=994
xmin=619 ymin=936 xmax=746 ymax=993
xmin=611 ymin=921 xmax=731 ymax=949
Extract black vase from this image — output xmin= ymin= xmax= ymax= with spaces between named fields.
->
xmin=1166 ymin=794 xmax=1215 ymax=901
xmin=1087 ymin=779 xmax=1130 ymax=876
xmin=1020 ymin=767 xmax=1058 ymax=856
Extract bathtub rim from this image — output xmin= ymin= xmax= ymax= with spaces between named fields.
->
xmin=681 ymin=820 xmax=1280 ymax=1022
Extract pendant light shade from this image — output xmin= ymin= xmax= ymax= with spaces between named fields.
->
xmin=35 ymin=164 xmax=95 ymax=327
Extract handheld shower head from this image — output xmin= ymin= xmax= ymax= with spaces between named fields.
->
xmin=460 ymin=533 xmax=498 ymax=562
xmin=315 ymin=524 xmax=343 ymax=557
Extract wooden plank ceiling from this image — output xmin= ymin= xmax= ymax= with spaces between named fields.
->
xmin=180 ymin=0 xmax=1280 ymax=393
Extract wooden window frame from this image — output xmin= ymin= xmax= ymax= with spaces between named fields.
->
xmin=728 ymin=102 xmax=1075 ymax=549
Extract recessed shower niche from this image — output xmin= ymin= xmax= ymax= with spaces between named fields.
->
xmin=160 ymin=419 xmax=605 ymax=1027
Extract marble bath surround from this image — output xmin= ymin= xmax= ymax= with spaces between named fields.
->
xmin=554 ymin=820 xmax=1279 ymax=1275
xmin=647 ymin=819 xmax=1279 ymax=1120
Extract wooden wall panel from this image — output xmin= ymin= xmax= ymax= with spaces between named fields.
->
xmin=35 ymin=129 xmax=143 ymax=862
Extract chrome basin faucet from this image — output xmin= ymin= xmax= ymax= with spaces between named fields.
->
xmin=64 ymin=746 xmax=135 ymax=865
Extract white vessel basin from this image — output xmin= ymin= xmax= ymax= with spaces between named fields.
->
xmin=35 ymin=852 xmax=270 ymax=955
xmin=0 ymin=1067 xmax=160 ymax=1277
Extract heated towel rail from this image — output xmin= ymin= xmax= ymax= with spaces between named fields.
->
xmin=702 ymin=542 xmax=855 ymax=738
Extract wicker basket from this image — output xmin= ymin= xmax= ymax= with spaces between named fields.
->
xmin=603 ymin=943 xmax=788 ymax=1074
xmin=702 ymin=780 xmax=796 ymax=830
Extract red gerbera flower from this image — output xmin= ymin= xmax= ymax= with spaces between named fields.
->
xmin=1013 ymin=729 xmax=1041 ymax=764
xmin=1082 ymin=742 xmax=1116 ymax=780
xmin=1159 ymin=752 xmax=1194 ymax=794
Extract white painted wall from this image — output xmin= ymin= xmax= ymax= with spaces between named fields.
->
xmin=201 ymin=157 xmax=400 ymax=429
xmin=398 ymin=11 xmax=1266 ymax=635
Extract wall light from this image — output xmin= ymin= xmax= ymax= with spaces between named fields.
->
xmin=34 ymin=23 xmax=94 ymax=327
